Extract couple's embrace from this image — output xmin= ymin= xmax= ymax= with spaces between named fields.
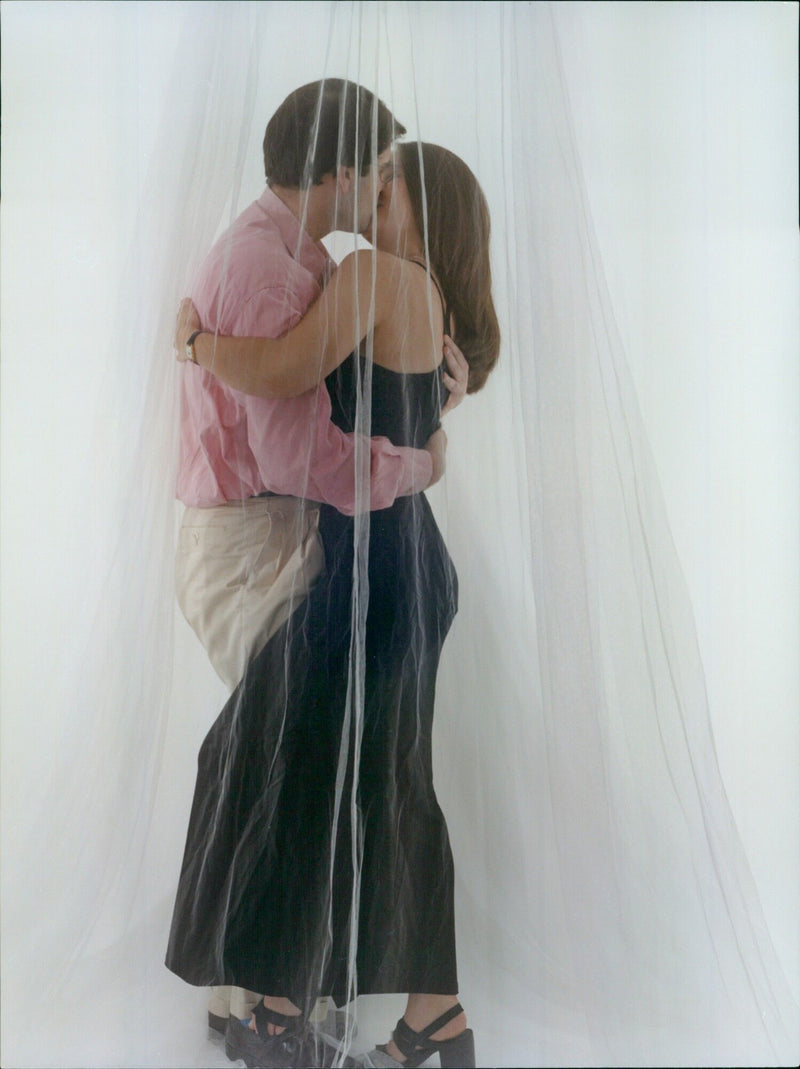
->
xmin=167 ymin=79 xmax=499 ymax=1069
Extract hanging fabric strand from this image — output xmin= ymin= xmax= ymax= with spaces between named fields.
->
xmin=1 ymin=3 xmax=797 ymax=1067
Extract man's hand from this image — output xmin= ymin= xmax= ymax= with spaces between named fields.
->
xmin=174 ymin=298 xmax=202 ymax=361
xmin=424 ymin=427 xmax=447 ymax=487
xmin=441 ymin=335 xmax=469 ymax=415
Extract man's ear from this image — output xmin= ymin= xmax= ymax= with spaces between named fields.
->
xmin=336 ymin=166 xmax=353 ymax=194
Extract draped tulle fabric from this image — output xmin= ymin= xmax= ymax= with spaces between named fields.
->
xmin=166 ymin=357 xmax=459 ymax=1008
xmin=1 ymin=3 xmax=798 ymax=1067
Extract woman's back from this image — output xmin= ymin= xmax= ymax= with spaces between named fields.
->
xmin=365 ymin=253 xmax=448 ymax=378
xmin=326 ymin=353 xmax=445 ymax=451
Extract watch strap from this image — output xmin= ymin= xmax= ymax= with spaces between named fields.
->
xmin=185 ymin=329 xmax=204 ymax=364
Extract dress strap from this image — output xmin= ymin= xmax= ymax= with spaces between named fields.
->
xmin=409 ymin=258 xmax=452 ymax=333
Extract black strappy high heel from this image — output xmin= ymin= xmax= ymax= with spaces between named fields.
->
xmin=377 ymin=1003 xmax=476 ymax=1068
xmin=225 ymin=1001 xmax=342 ymax=1069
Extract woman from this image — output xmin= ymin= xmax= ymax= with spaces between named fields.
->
xmin=168 ymin=141 xmax=500 ymax=1069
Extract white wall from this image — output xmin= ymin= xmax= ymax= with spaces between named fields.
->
xmin=557 ymin=1 xmax=799 ymax=993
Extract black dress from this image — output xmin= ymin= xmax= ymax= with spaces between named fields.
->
xmin=166 ymin=352 xmax=459 ymax=1008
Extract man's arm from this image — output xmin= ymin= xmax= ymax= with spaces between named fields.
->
xmin=213 ymin=285 xmax=439 ymax=512
xmin=242 ymin=385 xmax=438 ymax=515
xmin=186 ymin=252 xmax=392 ymax=398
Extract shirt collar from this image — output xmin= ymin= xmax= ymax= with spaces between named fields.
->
xmin=256 ymin=186 xmax=333 ymax=283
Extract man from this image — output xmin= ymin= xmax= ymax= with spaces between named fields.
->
xmin=174 ymin=79 xmax=462 ymax=1044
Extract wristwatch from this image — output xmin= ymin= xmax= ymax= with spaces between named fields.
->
xmin=185 ymin=329 xmax=203 ymax=365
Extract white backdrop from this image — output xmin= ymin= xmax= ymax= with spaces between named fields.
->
xmin=556 ymin=0 xmax=799 ymax=998
xmin=1 ymin=3 xmax=797 ymax=1067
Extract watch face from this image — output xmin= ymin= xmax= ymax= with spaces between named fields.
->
xmin=185 ymin=332 xmax=198 ymax=363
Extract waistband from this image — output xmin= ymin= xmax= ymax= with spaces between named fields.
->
xmin=182 ymin=495 xmax=317 ymax=525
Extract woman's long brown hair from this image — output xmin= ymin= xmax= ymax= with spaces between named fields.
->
xmin=400 ymin=142 xmax=500 ymax=393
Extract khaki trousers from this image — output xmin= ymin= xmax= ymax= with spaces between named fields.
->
xmin=176 ymin=496 xmax=324 ymax=691
xmin=175 ymin=496 xmax=324 ymax=1024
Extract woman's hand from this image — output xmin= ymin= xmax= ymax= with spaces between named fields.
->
xmin=174 ymin=298 xmax=202 ymax=361
xmin=424 ymin=427 xmax=447 ymax=487
xmin=441 ymin=336 xmax=469 ymax=415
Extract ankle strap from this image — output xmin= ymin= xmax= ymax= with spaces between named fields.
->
xmin=251 ymin=1001 xmax=303 ymax=1034
xmin=392 ymin=1003 xmax=464 ymax=1056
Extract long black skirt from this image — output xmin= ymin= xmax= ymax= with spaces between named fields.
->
xmin=165 ymin=495 xmax=459 ymax=1007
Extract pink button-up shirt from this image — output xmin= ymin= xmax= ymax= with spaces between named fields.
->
xmin=177 ymin=187 xmax=432 ymax=513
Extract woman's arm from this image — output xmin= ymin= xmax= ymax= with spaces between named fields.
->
xmin=177 ymin=250 xmax=394 ymax=399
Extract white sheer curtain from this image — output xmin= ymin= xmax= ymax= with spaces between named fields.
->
xmin=1 ymin=3 xmax=797 ymax=1067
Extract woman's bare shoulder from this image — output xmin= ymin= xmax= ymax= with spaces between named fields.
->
xmin=331 ymin=249 xmax=406 ymax=297
xmin=337 ymin=251 xmax=443 ymax=344
xmin=338 ymin=248 xmax=408 ymax=281
xmin=335 ymin=250 xmax=418 ymax=325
